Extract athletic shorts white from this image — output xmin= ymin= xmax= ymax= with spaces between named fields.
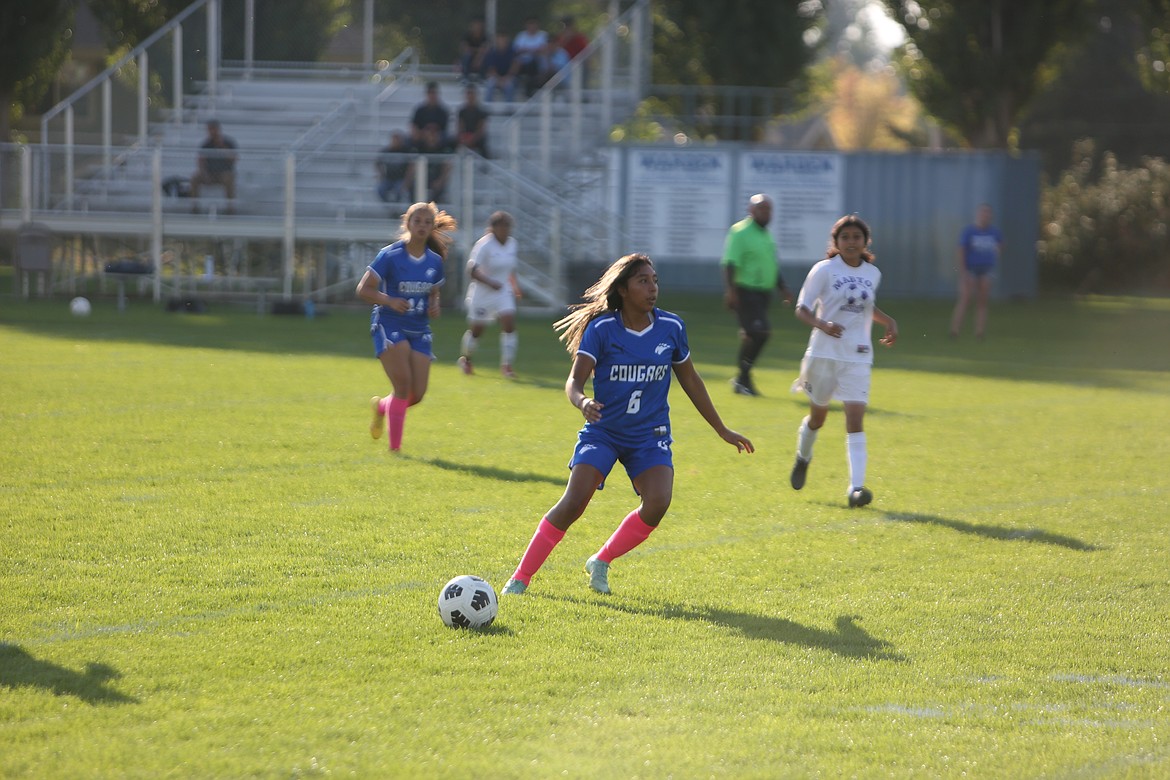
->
xmin=791 ymin=355 xmax=872 ymax=406
xmin=465 ymin=283 xmax=516 ymax=323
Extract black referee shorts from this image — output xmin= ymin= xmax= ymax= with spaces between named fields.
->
xmin=734 ymin=287 xmax=772 ymax=334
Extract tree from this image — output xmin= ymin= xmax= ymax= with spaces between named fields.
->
xmin=89 ymin=0 xmax=347 ymax=64
xmin=86 ymin=0 xmax=192 ymax=53
xmin=883 ymin=0 xmax=1090 ymax=148
xmin=1039 ymin=140 xmax=1170 ymax=291
xmin=806 ymin=56 xmax=922 ymax=150
xmin=1135 ymin=0 xmax=1170 ymax=93
xmin=654 ymin=0 xmax=817 ymax=88
xmin=1017 ymin=0 xmax=1170 ymax=175
xmin=643 ymin=0 xmax=817 ymax=140
xmin=812 ymin=0 xmax=899 ymax=72
xmin=0 ymin=3 xmax=74 ymax=141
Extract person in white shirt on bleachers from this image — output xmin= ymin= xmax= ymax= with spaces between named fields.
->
xmin=513 ymin=16 xmax=550 ymax=97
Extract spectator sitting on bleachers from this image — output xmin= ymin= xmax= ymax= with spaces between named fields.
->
xmin=547 ymin=39 xmax=570 ymax=78
xmin=546 ymin=16 xmax=589 ymax=94
xmin=410 ymin=82 xmax=451 ymax=143
xmin=482 ymin=32 xmax=519 ymax=102
xmin=376 ymin=130 xmax=411 ymax=203
xmin=456 ymin=16 xmax=489 ymax=82
xmin=513 ymin=16 xmax=550 ymax=97
xmin=190 ymin=119 xmax=238 ymax=212
xmin=405 ymin=124 xmax=455 ymax=202
xmin=456 ymin=84 xmax=489 ymax=157
xmin=556 ymin=15 xmax=589 ymax=62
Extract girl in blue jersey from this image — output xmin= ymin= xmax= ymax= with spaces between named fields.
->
xmin=502 ymin=253 xmax=754 ymax=596
xmin=949 ymin=203 xmax=1002 ymax=340
xmin=357 ymin=202 xmax=457 ymax=451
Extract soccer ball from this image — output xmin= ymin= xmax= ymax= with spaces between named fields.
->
xmin=70 ymin=297 xmax=92 ymax=317
xmin=437 ymin=575 xmax=498 ymax=629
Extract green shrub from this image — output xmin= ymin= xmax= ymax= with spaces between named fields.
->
xmin=1039 ymin=139 xmax=1170 ymax=292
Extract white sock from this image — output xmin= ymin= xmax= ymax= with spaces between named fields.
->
xmin=500 ymin=331 xmax=517 ymax=366
xmin=846 ymin=431 xmax=867 ymax=489
xmin=797 ymin=416 xmax=818 ymax=461
xmin=461 ymin=330 xmax=477 ymax=358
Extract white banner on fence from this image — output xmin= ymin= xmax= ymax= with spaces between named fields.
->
xmin=737 ymin=151 xmax=845 ymax=266
xmin=624 ymin=149 xmax=734 ymax=261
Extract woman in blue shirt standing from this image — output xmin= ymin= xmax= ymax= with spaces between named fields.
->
xmin=502 ymin=253 xmax=754 ymax=596
xmin=949 ymin=203 xmax=1002 ymax=340
xmin=357 ymin=202 xmax=457 ymax=451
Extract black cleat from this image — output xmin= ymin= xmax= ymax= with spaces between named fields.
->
xmin=847 ymin=486 xmax=873 ymax=508
xmin=730 ymin=377 xmax=761 ymax=396
xmin=790 ymin=456 xmax=809 ymax=490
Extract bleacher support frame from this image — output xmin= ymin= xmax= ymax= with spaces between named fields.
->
xmin=3 ymin=0 xmax=650 ymax=313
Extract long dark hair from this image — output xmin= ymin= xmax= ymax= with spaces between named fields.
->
xmin=553 ymin=253 xmax=653 ymax=354
xmin=827 ymin=214 xmax=875 ymax=263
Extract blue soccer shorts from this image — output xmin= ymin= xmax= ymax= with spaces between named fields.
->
xmin=371 ymin=323 xmax=435 ymax=359
xmin=568 ymin=425 xmax=673 ymax=490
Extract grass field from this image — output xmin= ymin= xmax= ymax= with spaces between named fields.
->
xmin=2 ymin=290 xmax=1169 ymax=778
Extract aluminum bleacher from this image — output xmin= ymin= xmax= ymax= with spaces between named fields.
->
xmin=6 ymin=0 xmax=651 ymax=310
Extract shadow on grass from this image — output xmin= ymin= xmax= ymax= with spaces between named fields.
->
xmin=400 ymin=454 xmax=565 ymax=486
xmin=879 ymin=509 xmax=1102 ymax=551
xmin=465 ymin=622 xmax=516 ymax=637
xmin=507 ymin=374 xmax=568 ymax=391
xmin=541 ymin=595 xmax=902 ymax=661
xmin=0 ymin=643 xmax=138 ymax=704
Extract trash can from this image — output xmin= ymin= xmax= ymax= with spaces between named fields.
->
xmin=15 ymin=223 xmax=52 ymax=298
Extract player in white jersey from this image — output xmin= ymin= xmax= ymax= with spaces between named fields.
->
xmin=459 ymin=211 xmax=522 ymax=378
xmin=500 ymin=253 xmax=754 ymax=596
xmin=789 ymin=215 xmax=898 ymax=508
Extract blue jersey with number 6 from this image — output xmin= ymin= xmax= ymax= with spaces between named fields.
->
xmin=368 ymin=240 xmax=446 ymax=333
xmin=577 ymin=308 xmax=690 ymax=442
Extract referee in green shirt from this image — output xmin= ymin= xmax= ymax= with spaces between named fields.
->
xmin=721 ymin=193 xmax=792 ymax=396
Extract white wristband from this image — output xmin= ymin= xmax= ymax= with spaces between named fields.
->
xmin=580 ymin=397 xmax=591 ymax=411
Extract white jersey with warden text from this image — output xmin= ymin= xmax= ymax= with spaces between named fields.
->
xmin=797 ymin=256 xmax=882 ymax=364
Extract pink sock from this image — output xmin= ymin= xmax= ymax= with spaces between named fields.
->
xmin=597 ymin=509 xmax=655 ymax=563
xmin=387 ymin=396 xmax=408 ymax=451
xmin=512 ymin=517 xmax=566 ymax=585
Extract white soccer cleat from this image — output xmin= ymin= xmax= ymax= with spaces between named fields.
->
xmin=584 ymin=555 xmax=611 ymax=594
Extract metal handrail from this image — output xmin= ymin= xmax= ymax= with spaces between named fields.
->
xmin=476 ymin=155 xmax=620 ymax=235
xmin=39 ymin=0 xmax=210 ymax=132
xmin=375 ymin=47 xmax=420 ymax=103
xmin=288 ymin=48 xmax=418 ymax=166
xmin=289 ymin=99 xmax=358 ymax=160
xmin=221 ymin=61 xmax=381 ymax=77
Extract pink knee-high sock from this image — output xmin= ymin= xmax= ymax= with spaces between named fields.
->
xmin=512 ymin=517 xmax=566 ymax=585
xmin=386 ymin=396 xmax=408 ymax=451
xmin=597 ymin=509 xmax=655 ymax=564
